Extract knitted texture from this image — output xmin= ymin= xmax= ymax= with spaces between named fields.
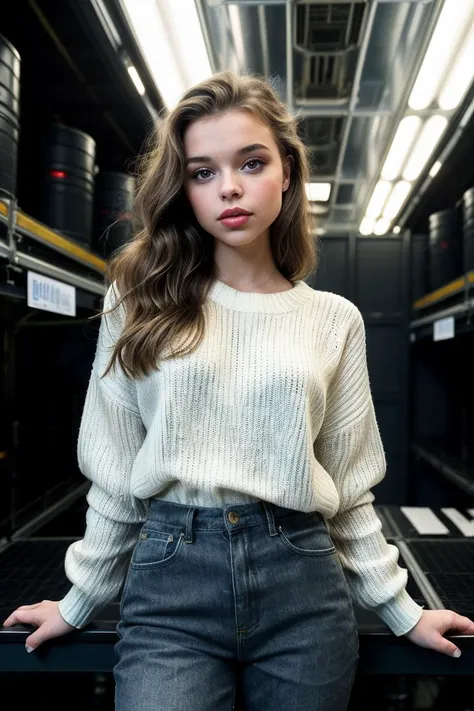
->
xmin=58 ymin=279 xmax=424 ymax=636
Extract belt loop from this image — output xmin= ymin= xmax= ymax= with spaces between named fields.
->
xmin=184 ymin=507 xmax=197 ymax=544
xmin=262 ymin=502 xmax=278 ymax=537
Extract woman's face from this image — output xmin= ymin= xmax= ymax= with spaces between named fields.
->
xmin=183 ymin=109 xmax=290 ymax=246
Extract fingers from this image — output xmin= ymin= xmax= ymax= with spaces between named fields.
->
xmin=25 ymin=623 xmax=53 ymax=652
xmin=450 ymin=613 xmax=474 ymax=635
xmin=3 ymin=602 xmax=41 ymax=627
xmin=433 ymin=634 xmax=462 ymax=658
xmin=2 ymin=608 xmax=41 ymax=628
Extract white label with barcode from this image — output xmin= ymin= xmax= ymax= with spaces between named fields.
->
xmin=433 ymin=317 xmax=455 ymax=341
xmin=27 ymin=271 xmax=76 ymax=317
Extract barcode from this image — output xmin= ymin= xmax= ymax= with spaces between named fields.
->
xmin=32 ymin=278 xmax=71 ymax=309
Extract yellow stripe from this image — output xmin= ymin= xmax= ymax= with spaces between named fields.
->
xmin=0 ymin=200 xmax=8 ymax=216
xmin=414 ymin=275 xmax=467 ymax=310
xmin=0 ymin=451 xmax=6 ymax=461
xmin=468 ymin=271 xmax=474 ymax=285
xmin=16 ymin=211 xmax=106 ymax=273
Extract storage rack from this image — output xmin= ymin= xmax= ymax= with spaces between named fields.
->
xmin=409 ymin=270 xmax=474 ymax=342
xmin=409 ymin=269 xmax=474 ymax=502
xmin=0 ymin=198 xmax=107 ymax=539
xmin=0 ymin=198 xmax=107 ymax=300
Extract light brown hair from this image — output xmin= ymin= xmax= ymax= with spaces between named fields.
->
xmin=102 ymin=70 xmax=318 ymax=379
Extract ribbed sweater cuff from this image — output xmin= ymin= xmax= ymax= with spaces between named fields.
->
xmin=375 ymin=588 xmax=425 ymax=637
xmin=58 ymin=587 xmax=109 ymax=630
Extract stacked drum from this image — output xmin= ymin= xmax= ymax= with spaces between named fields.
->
xmin=93 ymin=171 xmax=135 ymax=258
xmin=42 ymin=124 xmax=96 ymax=248
xmin=462 ymin=187 xmax=474 ymax=274
xmin=428 ymin=208 xmax=463 ymax=292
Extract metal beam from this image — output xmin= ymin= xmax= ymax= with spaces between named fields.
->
xmin=295 ymin=106 xmax=392 ymax=118
xmin=195 ymin=0 xmax=219 ymax=73
xmin=258 ymin=5 xmax=270 ymax=77
xmin=13 ymin=252 xmax=106 ymax=296
xmin=286 ymin=0 xmax=294 ymax=112
xmin=327 ymin=1 xmax=379 ymax=215
xmin=356 ymin=0 xmax=445 ymax=227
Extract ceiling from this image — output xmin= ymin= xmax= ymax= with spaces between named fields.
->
xmin=2 ymin=0 xmax=474 ymax=238
xmin=196 ymin=0 xmax=474 ymax=235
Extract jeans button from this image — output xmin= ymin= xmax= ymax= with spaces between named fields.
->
xmin=228 ymin=511 xmax=240 ymax=524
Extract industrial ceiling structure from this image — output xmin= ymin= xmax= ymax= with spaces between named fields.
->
xmin=117 ymin=0 xmax=474 ymax=237
xmin=3 ymin=0 xmax=474 ymax=239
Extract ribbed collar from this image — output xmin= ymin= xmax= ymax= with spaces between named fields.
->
xmin=207 ymin=277 xmax=314 ymax=314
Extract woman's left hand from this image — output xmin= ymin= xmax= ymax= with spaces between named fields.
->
xmin=405 ymin=610 xmax=474 ymax=657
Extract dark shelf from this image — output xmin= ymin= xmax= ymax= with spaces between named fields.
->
xmin=0 ymin=200 xmax=106 ymax=300
xmin=409 ymin=271 xmax=474 ymax=342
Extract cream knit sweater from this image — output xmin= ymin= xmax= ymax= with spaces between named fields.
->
xmin=58 ymin=278 xmax=424 ymax=636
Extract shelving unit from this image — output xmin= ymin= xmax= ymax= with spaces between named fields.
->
xmin=409 ymin=268 xmax=474 ymax=507
xmin=409 ymin=270 xmax=474 ymax=342
xmin=0 ymin=199 xmax=107 ymax=539
xmin=0 ymin=198 xmax=107 ymax=301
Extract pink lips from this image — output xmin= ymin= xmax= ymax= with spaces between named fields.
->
xmin=218 ymin=208 xmax=252 ymax=228
xmin=220 ymin=215 xmax=250 ymax=228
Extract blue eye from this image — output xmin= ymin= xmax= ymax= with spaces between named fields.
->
xmin=192 ymin=169 xmax=213 ymax=181
xmin=191 ymin=158 xmax=265 ymax=182
xmin=244 ymin=159 xmax=264 ymax=171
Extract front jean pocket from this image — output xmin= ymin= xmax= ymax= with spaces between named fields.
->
xmin=130 ymin=525 xmax=185 ymax=569
xmin=277 ymin=512 xmax=336 ymax=557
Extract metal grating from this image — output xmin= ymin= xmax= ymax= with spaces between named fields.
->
xmin=409 ymin=540 xmax=474 ymax=617
xmin=299 ymin=116 xmax=344 ymax=176
xmin=296 ymin=3 xmax=365 ymax=53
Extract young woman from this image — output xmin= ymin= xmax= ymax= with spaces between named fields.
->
xmin=4 ymin=71 xmax=474 ymax=710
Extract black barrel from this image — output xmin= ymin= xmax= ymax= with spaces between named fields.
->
xmin=428 ymin=208 xmax=463 ymax=291
xmin=93 ymin=171 xmax=135 ymax=258
xmin=0 ymin=34 xmax=21 ymax=199
xmin=410 ymin=233 xmax=429 ymax=301
xmin=462 ymin=187 xmax=474 ymax=273
xmin=42 ymin=124 xmax=96 ymax=246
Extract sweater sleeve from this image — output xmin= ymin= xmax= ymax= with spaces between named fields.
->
xmin=313 ymin=304 xmax=424 ymax=637
xmin=58 ymin=284 xmax=149 ymax=629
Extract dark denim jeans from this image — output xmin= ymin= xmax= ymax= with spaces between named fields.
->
xmin=114 ymin=499 xmax=359 ymax=710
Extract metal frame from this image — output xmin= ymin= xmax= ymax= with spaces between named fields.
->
xmin=326 ymin=0 xmax=378 ymax=215
xmin=197 ymin=0 xmax=473 ymax=232
xmin=0 ymin=201 xmax=106 ymax=298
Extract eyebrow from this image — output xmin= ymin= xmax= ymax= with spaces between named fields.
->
xmin=185 ymin=143 xmax=270 ymax=167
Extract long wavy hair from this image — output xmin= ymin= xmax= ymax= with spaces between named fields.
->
xmin=102 ymin=71 xmax=318 ymax=379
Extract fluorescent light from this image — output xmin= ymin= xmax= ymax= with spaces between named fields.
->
xmin=429 ymin=161 xmax=442 ymax=178
xmin=127 ymin=65 xmax=145 ymax=96
xmin=374 ymin=218 xmax=391 ymax=236
xmin=366 ymin=180 xmax=392 ymax=219
xmin=393 ymin=226 xmax=401 ymax=235
xmin=438 ymin=21 xmax=474 ymax=110
xmin=359 ymin=217 xmax=375 ymax=235
xmin=305 ymin=183 xmax=331 ymax=202
xmin=381 ymin=116 xmax=422 ymax=181
xmin=402 ymin=116 xmax=448 ymax=181
xmin=120 ymin=0 xmax=212 ymax=108
xmin=383 ymin=181 xmax=412 ymax=220
xmin=408 ymin=0 xmax=473 ymax=110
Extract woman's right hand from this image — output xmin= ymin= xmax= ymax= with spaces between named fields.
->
xmin=2 ymin=600 xmax=76 ymax=652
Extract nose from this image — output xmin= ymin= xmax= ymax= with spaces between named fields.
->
xmin=219 ymin=170 xmax=243 ymax=200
